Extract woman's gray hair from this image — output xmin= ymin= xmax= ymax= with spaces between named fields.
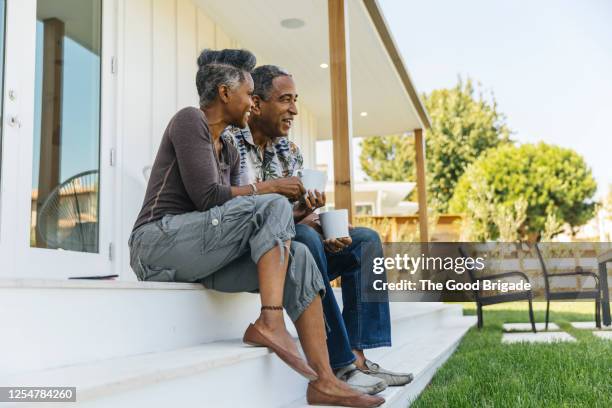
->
xmin=251 ymin=65 xmax=291 ymax=101
xmin=196 ymin=49 xmax=256 ymax=107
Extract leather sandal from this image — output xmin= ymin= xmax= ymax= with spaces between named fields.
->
xmin=306 ymin=381 xmax=385 ymax=407
xmin=243 ymin=323 xmax=318 ymax=381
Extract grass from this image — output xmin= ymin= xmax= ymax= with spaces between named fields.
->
xmin=411 ymin=302 xmax=612 ymax=408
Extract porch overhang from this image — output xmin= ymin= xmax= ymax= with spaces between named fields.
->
xmin=196 ymin=0 xmax=431 ymax=240
xmin=195 ymin=0 xmax=430 ymax=138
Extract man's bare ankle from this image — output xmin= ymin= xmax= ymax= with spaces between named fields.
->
xmin=352 ymin=350 xmax=367 ymax=369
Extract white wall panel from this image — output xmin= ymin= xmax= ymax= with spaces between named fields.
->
xmin=308 ymin=114 xmax=317 ymax=169
xmin=288 ymin=102 xmax=318 ymax=169
xmin=152 ymin=0 xmax=177 ymax=154
xmin=176 ymin=0 xmax=199 ymax=108
xmin=290 ymin=102 xmax=302 ymax=148
xmin=196 ymin=9 xmax=215 ymax=51
xmin=120 ymin=0 xmax=154 ymax=278
xmin=214 ymin=25 xmax=231 ymax=49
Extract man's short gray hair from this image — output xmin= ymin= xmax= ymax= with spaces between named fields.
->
xmin=251 ymin=65 xmax=291 ymax=101
xmin=196 ymin=49 xmax=256 ymax=107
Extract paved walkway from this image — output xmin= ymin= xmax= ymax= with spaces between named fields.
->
xmin=502 ymin=323 xmax=559 ymax=332
xmin=501 ymin=321 xmax=612 ymax=343
xmin=502 ymin=332 xmax=576 ymax=344
xmin=569 ymin=321 xmax=612 ymax=330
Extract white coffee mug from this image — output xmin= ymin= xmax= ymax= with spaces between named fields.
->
xmin=299 ymin=169 xmax=327 ymax=193
xmin=319 ymin=209 xmax=349 ymax=240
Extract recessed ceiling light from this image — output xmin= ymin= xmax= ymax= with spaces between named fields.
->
xmin=280 ymin=18 xmax=305 ymax=29
xmin=360 ymin=111 xmax=368 ymax=117
xmin=320 ymin=63 xmax=329 ymax=69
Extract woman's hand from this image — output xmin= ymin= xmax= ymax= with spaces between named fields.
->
xmin=324 ymin=237 xmax=352 ymax=253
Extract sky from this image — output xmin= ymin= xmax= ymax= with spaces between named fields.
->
xmin=318 ymin=0 xmax=612 ymax=198
xmin=32 ymin=21 xmax=100 ymax=189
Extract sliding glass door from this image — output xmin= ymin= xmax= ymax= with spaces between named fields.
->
xmin=1 ymin=0 xmax=114 ymax=279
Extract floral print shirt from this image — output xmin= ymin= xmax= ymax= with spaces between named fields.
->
xmin=222 ymin=126 xmax=304 ymax=185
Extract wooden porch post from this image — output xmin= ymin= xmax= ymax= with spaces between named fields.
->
xmin=36 ymin=18 xmax=65 ymax=247
xmin=414 ymin=128 xmax=429 ymax=242
xmin=328 ymin=0 xmax=354 ymax=220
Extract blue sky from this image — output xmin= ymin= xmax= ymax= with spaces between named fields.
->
xmin=378 ymin=0 xmax=612 ymax=197
xmin=32 ymin=21 xmax=100 ymax=189
xmin=27 ymin=1 xmax=611 ymax=201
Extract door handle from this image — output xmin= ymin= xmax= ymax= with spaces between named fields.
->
xmin=8 ymin=116 xmax=21 ymax=128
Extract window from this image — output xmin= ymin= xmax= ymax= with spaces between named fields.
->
xmin=30 ymin=0 xmax=102 ymax=253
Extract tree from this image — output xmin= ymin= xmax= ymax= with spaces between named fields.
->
xmin=449 ymin=142 xmax=598 ymax=241
xmin=359 ymin=134 xmax=414 ymax=182
xmin=359 ymin=77 xmax=510 ymax=211
xmin=605 ymin=184 xmax=612 ymax=213
xmin=423 ymin=78 xmax=510 ymax=211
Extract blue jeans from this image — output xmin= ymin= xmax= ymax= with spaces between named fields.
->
xmin=294 ymin=224 xmax=391 ymax=369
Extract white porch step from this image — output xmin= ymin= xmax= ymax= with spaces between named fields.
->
xmin=0 ymin=298 xmax=475 ymax=408
xmin=285 ymin=316 xmax=476 ymax=408
xmin=0 ymin=279 xmax=461 ymax=376
xmin=0 ymin=279 xmax=266 ymax=376
xmin=0 ymin=340 xmax=307 ymax=408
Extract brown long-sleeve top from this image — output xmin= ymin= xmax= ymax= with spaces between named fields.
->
xmin=132 ymin=107 xmax=240 ymax=232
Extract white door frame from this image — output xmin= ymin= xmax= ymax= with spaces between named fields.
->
xmin=0 ymin=0 xmax=117 ymax=279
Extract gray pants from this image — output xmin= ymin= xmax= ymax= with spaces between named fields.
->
xmin=128 ymin=194 xmax=325 ymax=321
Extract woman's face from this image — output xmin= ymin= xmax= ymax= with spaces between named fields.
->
xmin=225 ymin=73 xmax=254 ymax=128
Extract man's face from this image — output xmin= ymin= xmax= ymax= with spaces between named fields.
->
xmin=253 ymin=75 xmax=298 ymax=138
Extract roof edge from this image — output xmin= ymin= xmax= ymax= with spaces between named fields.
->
xmin=362 ymin=0 xmax=432 ymax=129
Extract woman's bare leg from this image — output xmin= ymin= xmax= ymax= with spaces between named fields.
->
xmin=295 ymin=296 xmax=365 ymax=397
xmin=252 ymin=242 xmax=376 ymax=400
xmin=252 ymin=240 xmax=299 ymax=354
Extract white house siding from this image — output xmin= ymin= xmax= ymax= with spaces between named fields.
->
xmin=117 ymin=0 xmax=318 ymax=278
xmin=289 ymin=101 xmax=318 ymax=168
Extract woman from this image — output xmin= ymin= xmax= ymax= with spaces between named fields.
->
xmin=128 ymin=49 xmax=383 ymax=407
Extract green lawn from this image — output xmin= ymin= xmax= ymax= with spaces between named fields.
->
xmin=412 ymin=302 xmax=612 ymax=408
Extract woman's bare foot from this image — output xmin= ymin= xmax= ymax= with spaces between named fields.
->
xmin=253 ymin=313 xmax=300 ymax=357
xmin=307 ymin=377 xmax=385 ymax=407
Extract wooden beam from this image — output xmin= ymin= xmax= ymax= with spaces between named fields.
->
xmin=36 ymin=18 xmax=64 ymax=247
xmin=362 ymin=0 xmax=431 ymax=129
xmin=414 ymin=128 xmax=429 ymax=242
xmin=328 ymin=0 xmax=355 ymax=220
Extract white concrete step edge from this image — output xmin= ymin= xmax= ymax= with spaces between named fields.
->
xmin=388 ymin=302 xmax=463 ymax=323
xmin=0 ymin=315 xmax=476 ymax=408
xmin=0 ymin=302 xmax=459 ymax=388
xmin=376 ymin=316 xmax=476 ymax=408
xmin=0 ymin=303 xmax=468 ymax=403
xmin=285 ymin=315 xmax=477 ymax=408
xmin=1 ymin=279 xmax=265 ymax=375
xmin=0 ymin=341 xmax=273 ymax=405
xmin=0 ymin=278 xmax=204 ymax=290
xmin=1 ymin=277 xmax=461 ymax=376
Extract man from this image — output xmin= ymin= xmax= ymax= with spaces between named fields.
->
xmin=224 ymin=65 xmax=414 ymax=395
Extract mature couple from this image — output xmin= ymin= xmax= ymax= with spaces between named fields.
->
xmin=129 ymin=49 xmax=411 ymax=407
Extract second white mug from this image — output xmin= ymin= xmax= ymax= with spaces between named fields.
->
xmin=319 ymin=209 xmax=349 ymax=240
